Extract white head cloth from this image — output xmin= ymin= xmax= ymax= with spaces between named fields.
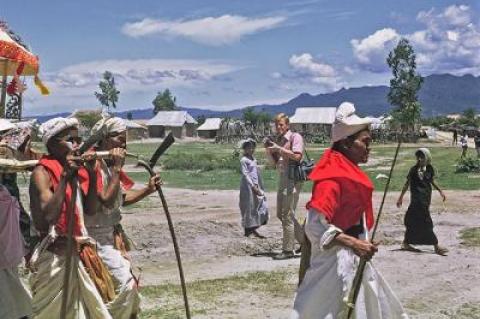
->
xmin=0 ymin=119 xmax=15 ymax=134
xmin=91 ymin=116 xmax=127 ymax=139
xmin=238 ymin=137 xmax=256 ymax=149
xmin=415 ymin=147 xmax=432 ymax=165
xmin=331 ymin=102 xmax=373 ymax=142
xmin=39 ymin=117 xmax=79 ymax=145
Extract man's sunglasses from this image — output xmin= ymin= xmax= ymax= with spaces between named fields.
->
xmin=54 ymin=135 xmax=83 ymax=144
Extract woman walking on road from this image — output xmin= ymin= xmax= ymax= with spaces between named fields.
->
xmin=397 ymin=148 xmax=448 ymax=256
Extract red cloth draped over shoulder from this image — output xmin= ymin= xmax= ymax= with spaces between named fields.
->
xmin=306 ymin=148 xmax=374 ymax=230
xmin=95 ymin=164 xmax=134 ymax=193
xmin=37 ymin=155 xmax=90 ymax=236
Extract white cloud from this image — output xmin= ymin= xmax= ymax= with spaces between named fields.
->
xmin=289 ymin=53 xmax=336 ymax=78
xmin=286 ymin=53 xmax=342 ymax=89
xmin=45 ymin=59 xmax=239 ymax=92
xmin=24 ymin=58 xmax=240 ymax=114
xmin=351 ymin=4 xmax=480 ymax=76
xmin=351 ymin=28 xmax=400 ymax=73
xmin=122 ymin=15 xmax=286 ymax=46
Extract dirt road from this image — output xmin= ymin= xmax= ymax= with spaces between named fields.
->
xmin=121 ymin=187 xmax=480 ymax=318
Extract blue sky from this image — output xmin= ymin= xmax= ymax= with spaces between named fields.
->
xmin=2 ymin=0 xmax=479 ymax=115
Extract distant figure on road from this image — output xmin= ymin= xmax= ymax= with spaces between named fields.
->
xmin=452 ymin=129 xmax=457 ymax=146
xmin=397 ymin=148 xmax=448 ymax=256
xmin=460 ymin=131 xmax=468 ymax=158
xmin=474 ymin=131 xmax=480 ymax=158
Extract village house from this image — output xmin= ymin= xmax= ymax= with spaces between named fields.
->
xmin=289 ymin=107 xmax=337 ymax=136
xmin=197 ymin=118 xmax=222 ymax=138
xmin=146 ymin=110 xmax=197 ymax=138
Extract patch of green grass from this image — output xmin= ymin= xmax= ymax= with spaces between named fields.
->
xmin=127 ymin=169 xmax=296 ymax=192
xmin=440 ymin=303 xmax=480 ymax=318
xmin=459 ymin=227 xmax=480 ymax=247
xmin=404 ymin=299 xmax=431 ymax=315
xmin=139 ymin=270 xmax=295 ymax=319
xmin=140 ymin=307 xmax=206 ymax=319
xmin=125 ymin=143 xmax=480 ymax=191
xmin=30 ymin=141 xmax=479 ymax=191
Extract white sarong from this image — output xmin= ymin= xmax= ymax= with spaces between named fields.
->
xmin=291 ymin=210 xmax=409 ymax=319
xmin=30 ymin=249 xmax=112 ymax=319
xmin=95 ymin=239 xmax=141 ymax=319
xmin=85 ymin=160 xmax=141 ymax=318
xmin=0 ymin=267 xmax=32 ymax=318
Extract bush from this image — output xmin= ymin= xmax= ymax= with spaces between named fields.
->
xmin=163 ymin=151 xmax=239 ymax=172
xmin=456 ymin=156 xmax=480 ymax=173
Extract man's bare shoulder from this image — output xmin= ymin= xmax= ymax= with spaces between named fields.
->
xmin=31 ymin=165 xmax=51 ymax=188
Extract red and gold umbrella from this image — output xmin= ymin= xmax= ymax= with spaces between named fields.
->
xmin=0 ymin=28 xmax=39 ymax=76
xmin=0 ymin=22 xmax=49 ymax=117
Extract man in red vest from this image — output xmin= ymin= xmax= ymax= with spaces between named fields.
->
xmin=84 ymin=116 xmax=161 ymax=319
xmin=29 ymin=117 xmax=112 ymax=319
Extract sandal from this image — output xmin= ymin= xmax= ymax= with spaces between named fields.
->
xmin=252 ymin=230 xmax=266 ymax=239
xmin=401 ymin=243 xmax=422 ymax=253
xmin=434 ymin=246 xmax=448 ymax=256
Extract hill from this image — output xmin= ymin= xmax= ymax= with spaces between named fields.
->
xmin=29 ymin=73 xmax=480 ymax=122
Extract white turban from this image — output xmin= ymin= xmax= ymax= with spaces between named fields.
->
xmin=331 ymin=102 xmax=373 ymax=142
xmin=39 ymin=117 xmax=79 ymax=145
xmin=0 ymin=119 xmax=15 ymax=133
xmin=238 ymin=137 xmax=256 ymax=149
xmin=91 ymin=116 xmax=127 ymax=139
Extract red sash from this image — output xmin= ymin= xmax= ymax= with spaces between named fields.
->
xmin=95 ymin=163 xmax=134 ymax=192
xmin=37 ymin=155 xmax=90 ymax=236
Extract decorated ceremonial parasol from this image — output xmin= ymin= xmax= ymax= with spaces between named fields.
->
xmin=0 ymin=21 xmax=49 ymax=118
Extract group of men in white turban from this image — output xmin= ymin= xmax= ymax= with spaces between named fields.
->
xmin=1 ymin=115 xmax=160 ymax=318
xmin=1 ymin=102 xmax=411 ymax=319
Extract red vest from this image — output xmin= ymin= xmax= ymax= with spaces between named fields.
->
xmin=307 ymin=148 xmax=374 ymax=231
xmin=37 ymin=155 xmax=90 ymax=236
xmin=95 ymin=163 xmax=134 ymax=193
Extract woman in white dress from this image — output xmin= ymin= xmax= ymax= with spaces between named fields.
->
xmin=239 ymin=138 xmax=269 ymax=238
xmin=291 ymin=102 xmax=409 ymax=319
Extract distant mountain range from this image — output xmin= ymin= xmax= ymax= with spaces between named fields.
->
xmin=30 ymin=73 xmax=480 ymax=123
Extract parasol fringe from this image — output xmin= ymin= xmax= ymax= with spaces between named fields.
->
xmin=34 ymin=75 xmax=49 ymax=95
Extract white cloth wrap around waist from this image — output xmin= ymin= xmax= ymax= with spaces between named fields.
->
xmin=291 ymin=209 xmax=409 ymax=319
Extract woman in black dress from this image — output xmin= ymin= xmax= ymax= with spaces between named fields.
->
xmin=396 ymin=148 xmax=448 ymax=255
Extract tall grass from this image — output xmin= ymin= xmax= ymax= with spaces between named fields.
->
xmin=162 ymin=151 xmax=239 ymax=171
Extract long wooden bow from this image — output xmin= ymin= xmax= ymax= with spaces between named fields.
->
xmin=343 ymin=133 xmax=403 ymax=319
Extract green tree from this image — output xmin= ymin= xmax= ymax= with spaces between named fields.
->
xmin=242 ymin=107 xmax=258 ymax=127
xmin=94 ymin=71 xmax=120 ymax=113
xmin=258 ymin=111 xmax=272 ymax=126
xmin=152 ymin=89 xmax=177 ymax=114
xmin=196 ymin=115 xmax=206 ymax=126
xmin=74 ymin=110 xmax=102 ymax=129
xmin=459 ymin=107 xmax=478 ymax=127
xmin=386 ymin=38 xmax=423 ymax=132
xmin=127 ymin=112 xmax=133 ymax=120
xmin=243 ymin=107 xmax=272 ymax=129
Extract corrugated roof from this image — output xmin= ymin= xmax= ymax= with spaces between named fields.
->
xmin=197 ymin=118 xmax=222 ymax=131
xmin=290 ymin=107 xmax=337 ymax=124
xmin=125 ymin=120 xmax=147 ymax=129
xmin=146 ymin=111 xmax=197 ymax=127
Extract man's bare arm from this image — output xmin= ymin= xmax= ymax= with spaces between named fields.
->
xmin=123 ymin=174 xmax=161 ymax=206
xmin=30 ymin=166 xmax=68 ymax=231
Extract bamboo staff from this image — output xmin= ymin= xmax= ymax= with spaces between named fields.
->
xmin=136 ymin=159 xmax=191 ymax=319
xmin=0 ymin=59 xmax=8 ymax=118
xmin=60 ymin=175 xmax=78 ymax=318
xmin=343 ymin=133 xmax=402 ymax=319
